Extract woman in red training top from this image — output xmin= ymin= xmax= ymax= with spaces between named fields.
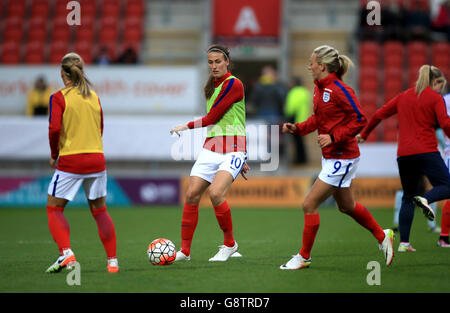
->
xmin=45 ymin=53 xmax=118 ymax=274
xmin=358 ymin=65 xmax=450 ymax=252
xmin=280 ymin=45 xmax=394 ymax=270
xmin=170 ymin=44 xmax=249 ymax=262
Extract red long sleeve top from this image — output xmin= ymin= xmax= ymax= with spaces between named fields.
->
xmin=187 ymin=72 xmax=246 ymax=153
xmin=294 ymin=72 xmax=367 ymax=159
xmin=360 ymin=86 xmax=450 ymax=157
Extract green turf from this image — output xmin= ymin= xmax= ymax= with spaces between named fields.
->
xmin=0 ymin=206 xmax=449 ymax=293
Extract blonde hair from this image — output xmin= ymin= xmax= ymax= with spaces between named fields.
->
xmin=415 ymin=65 xmax=446 ymax=96
xmin=204 ymin=44 xmax=231 ymax=99
xmin=313 ymin=45 xmax=353 ymax=80
xmin=61 ymin=52 xmax=92 ymax=98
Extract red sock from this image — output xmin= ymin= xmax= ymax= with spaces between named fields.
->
xmin=47 ymin=206 xmax=70 ymax=254
xmin=299 ymin=213 xmax=320 ymax=259
xmin=440 ymin=200 xmax=450 ymax=237
xmin=213 ymin=201 xmax=235 ymax=247
xmin=91 ymin=206 xmax=117 ymax=259
xmin=348 ymin=202 xmax=385 ymax=244
xmin=181 ymin=203 xmax=199 ymax=256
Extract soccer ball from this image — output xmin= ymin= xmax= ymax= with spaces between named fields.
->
xmin=147 ymin=238 xmax=177 ymax=265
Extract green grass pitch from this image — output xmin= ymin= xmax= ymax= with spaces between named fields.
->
xmin=0 ymin=206 xmax=449 ymax=293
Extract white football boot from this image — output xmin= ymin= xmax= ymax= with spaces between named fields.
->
xmin=413 ymin=196 xmax=435 ymax=221
xmin=379 ymin=229 xmax=394 ymax=266
xmin=174 ymin=250 xmax=191 ymax=261
xmin=209 ymin=242 xmax=238 ymax=262
xmin=279 ymin=253 xmax=311 ymax=270
xmin=46 ymin=248 xmax=76 ymax=273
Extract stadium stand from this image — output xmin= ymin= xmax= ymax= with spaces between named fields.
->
xmin=0 ymin=0 xmax=145 ymax=64
xmin=357 ymin=0 xmax=449 ymax=142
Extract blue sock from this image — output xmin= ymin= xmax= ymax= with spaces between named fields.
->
xmin=399 ymin=198 xmax=415 ymax=243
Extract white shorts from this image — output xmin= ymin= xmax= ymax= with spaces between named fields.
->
xmin=48 ymin=170 xmax=107 ymax=201
xmin=318 ymin=157 xmax=359 ymax=188
xmin=190 ymin=149 xmax=247 ymax=183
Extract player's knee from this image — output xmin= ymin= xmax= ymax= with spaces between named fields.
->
xmin=185 ymin=188 xmax=202 ymax=204
xmin=337 ymin=204 xmax=353 ymax=214
xmin=209 ymin=187 xmax=225 ymax=206
xmin=301 ymin=201 xmax=317 ymax=214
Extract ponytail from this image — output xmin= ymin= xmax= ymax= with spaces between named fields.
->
xmin=415 ymin=65 xmax=445 ymax=96
xmin=313 ymin=45 xmax=354 ymax=80
xmin=61 ymin=52 xmax=92 ymax=98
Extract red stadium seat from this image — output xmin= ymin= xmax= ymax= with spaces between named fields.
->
xmin=80 ymin=0 xmax=98 ymax=18
xmin=407 ymin=41 xmax=428 ymax=59
xmin=123 ymin=27 xmax=142 ymax=42
xmin=383 ymin=41 xmax=404 ymax=55
xmin=4 ymin=16 xmax=24 ymax=38
xmin=75 ymin=27 xmax=95 ymax=42
xmin=360 ymin=53 xmax=379 ymax=68
xmin=73 ymin=41 xmax=94 ymax=64
xmin=1 ymin=52 xmax=21 ymax=64
xmin=52 ymin=15 xmax=69 ymax=28
xmin=126 ymin=0 xmax=145 ymax=17
xmin=7 ymin=1 xmax=26 ymax=18
xmin=433 ymin=54 xmax=449 ymax=69
xmin=383 ymin=41 xmax=404 ymax=69
xmin=384 ymin=79 xmax=403 ymax=97
xmin=102 ymin=1 xmax=120 ymax=17
xmin=31 ymin=1 xmax=50 ymax=19
xmin=408 ymin=54 xmax=428 ymax=68
xmin=360 ymin=78 xmax=378 ymax=93
xmin=359 ymin=41 xmax=380 ymax=58
xmin=432 ymin=41 xmax=449 ymax=57
xmin=99 ymin=27 xmax=118 ymax=44
xmin=384 ymin=66 xmax=403 ymax=82
xmin=25 ymin=40 xmax=45 ymax=56
xmin=49 ymin=41 xmax=70 ymax=64
xmin=101 ymin=16 xmax=119 ymax=29
xmin=28 ymin=27 xmax=47 ymax=42
xmin=432 ymin=42 xmax=449 ymax=72
xmin=54 ymin=1 xmax=68 ymax=16
xmin=1 ymin=42 xmax=21 ymax=64
xmin=359 ymin=67 xmax=379 ymax=94
xmin=124 ymin=15 xmax=143 ymax=29
xmin=52 ymin=27 xmax=72 ymax=42
xmin=28 ymin=16 xmax=47 ymax=30
xmin=3 ymin=27 xmax=23 ymax=42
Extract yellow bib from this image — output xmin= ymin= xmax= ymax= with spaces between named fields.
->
xmin=59 ymin=87 xmax=103 ymax=156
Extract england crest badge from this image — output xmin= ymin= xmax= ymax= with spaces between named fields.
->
xmin=323 ymin=92 xmax=330 ymax=102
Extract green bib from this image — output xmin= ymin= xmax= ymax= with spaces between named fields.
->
xmin=206 ymin=75 xmax=246 ymax=138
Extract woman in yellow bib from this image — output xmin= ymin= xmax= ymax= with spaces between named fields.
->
xmin=170 ymin=44 xmax=250 ymax=262
xmin=45 ymin=53 xmax=118 ymax=274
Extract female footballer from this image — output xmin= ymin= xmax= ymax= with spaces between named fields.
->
xmin=358 ymin=65 xmax=450 ymax=252
xmin=170 ymin=44 xmax=249 ymax=262
xmin=45 ymin=53 xmax=118 ymax=273
xmin=281 ymin=45 xmax=394 ymax=270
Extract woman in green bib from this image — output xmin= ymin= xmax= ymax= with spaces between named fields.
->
xmin=170 ymin=44 xmax=249 ymax=262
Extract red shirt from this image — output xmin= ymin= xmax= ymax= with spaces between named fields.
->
xmin=187 ymin=72 xmax=246 ymax=153
xmin=49 ymin=90 xmax=106 ymax=174
xmin=360 ymin=87 xmax=450 ymax=157
xmin=294 ymin=72 xmax=367 ymax=159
